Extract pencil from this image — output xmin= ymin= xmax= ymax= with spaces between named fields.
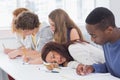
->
xmin=2 ymin=43 xmax=5 ymax=49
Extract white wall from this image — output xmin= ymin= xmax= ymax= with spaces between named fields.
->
xmin=110 ymin=0 xmax=120 ymax=27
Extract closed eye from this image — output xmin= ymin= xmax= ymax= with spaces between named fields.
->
xmin=91 ymin=34 xmax=97 ymax=38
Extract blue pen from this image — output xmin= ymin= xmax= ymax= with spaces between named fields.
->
xmin=51 ymin=70 xmax=59 ymax=73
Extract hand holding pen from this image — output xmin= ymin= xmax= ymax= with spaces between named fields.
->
xmin=21 ymin=47 xmax=29 ymax=62
xmin=42 ymin=62 xmax=60 ymax=73
xmin=44 ymin=62 xmax=60 ymax=70
xmin=76 ymin=64 xmax=94 ymax=75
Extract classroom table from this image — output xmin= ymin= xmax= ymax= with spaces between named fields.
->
xmin=0 ymin=38 xmax=120 ymax=80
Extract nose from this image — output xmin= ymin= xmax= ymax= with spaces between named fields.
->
xmin=52 ymin=58 xmax=57 ymax=63
xmin=52 ymin=57 xmax=60 ymax=63
xmin=91 ymin=37 xmax=95 ymax=42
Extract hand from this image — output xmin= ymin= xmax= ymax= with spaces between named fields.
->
xmin=22 ymin=55 xmax=29 ymax=62
xmin=44 ymin=63 xmax=59 ymax=70
xmin=4 ymin=48 xmax=14 ymax=54
xmin=51 ymin=63 xmax=59 ymax=68
xmin=28 ymin=57 xmax=43 ymax=64
xmin=76 ymin=64 xmax=94 ymax=75
xmin=8 ymin=49 xmax=22 ymax=59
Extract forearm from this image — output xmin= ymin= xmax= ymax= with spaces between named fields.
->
xmin=4 ymin=48 xmax=16 ymax=54
xmin=67 ymin=61 xmax=79 ymax=69
xmin=26 ymin=50 xmax=40 ymax=59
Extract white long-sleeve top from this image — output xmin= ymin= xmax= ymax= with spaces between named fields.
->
xmin=67 ymin=42 xmax=105 ymax=69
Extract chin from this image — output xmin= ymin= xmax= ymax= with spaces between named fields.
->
xmin=58 ymin=62 xmax=63 ymax=65
xmin=58 ymin=61 xmax=65 ymax=65
xmin=95 ymin=42 xmax=104 ymax=45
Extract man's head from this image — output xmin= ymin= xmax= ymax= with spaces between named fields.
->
xmin=15 ymin=11 xmax=40 ymax=36
xmin=85 ymin=7 xmax=116 ymax=45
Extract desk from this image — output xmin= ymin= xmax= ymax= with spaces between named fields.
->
xmin=0 ymin=38 xmax=120 ymax=80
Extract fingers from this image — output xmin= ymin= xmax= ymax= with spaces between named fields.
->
xmin=4 ymin=48 xmax=12 ymax=54
xmin=76 ymin=64 xmax=93 ymax=76
xmin=22 ymin=56 xmax=29 ymax=62
xmin=76 ymin=64 xmax=84 ymax=75
xmin=7 ymin=50 xmax=22 ymax=59
xmin=28 ymin=58 xmax=43 ymax=64
xmin=52 ymin=63 xmax=59 ymax=68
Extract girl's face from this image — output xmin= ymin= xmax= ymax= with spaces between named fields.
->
xmin=45 ymin=51 xmax=66 ymax=64
xmin=49 ymin=18 xmax=55 ymax=32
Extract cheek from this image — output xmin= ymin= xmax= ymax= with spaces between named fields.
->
xmin=96 ymin=37 xmax=106 ymax=45
xmin=50 ymin=26 xmax=55 ymax=32
xmin=46 ymin=57 xmax=52 ymax=63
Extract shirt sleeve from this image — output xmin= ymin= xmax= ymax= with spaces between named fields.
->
xmin=36 ymin=26 xmax=53 ymax=52
xmin=93 ymin=63 xmax=108 ymax=73
xmin=67 ymin=61 xmax=79 ymax=69
xmin=68 ymin=43 xmax=97 ymax=65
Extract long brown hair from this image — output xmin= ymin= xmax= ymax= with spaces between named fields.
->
xmin=49 ymin=9 xmax=84 ymax=44
xmin=41 ymin=41 xmax=74 ymax=63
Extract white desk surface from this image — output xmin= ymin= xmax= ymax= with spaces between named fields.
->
xmin=0 ymin=38 xmax=120 ymax=80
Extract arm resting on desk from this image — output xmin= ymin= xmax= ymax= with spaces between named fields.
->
xmin=93 ymin=63 xmax=108 ymax=73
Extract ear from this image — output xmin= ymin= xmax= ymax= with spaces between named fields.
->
xmin=105 ymin=26 xmax=114 ymax=34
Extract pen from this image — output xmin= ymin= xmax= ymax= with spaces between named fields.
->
xmin=51 ymin=70 xmax=59 ymax=73
xmin=2 ymin=43 xmax=5 ymax=49
xmin=22 ymin=62 xmax=29 ymax=65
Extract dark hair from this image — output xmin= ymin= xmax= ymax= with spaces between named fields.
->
xmin=86 ymin=7 xmax=116 ymax=30
xmin=15 ymin=11 xmax=40 ymax=30
xmin=41 ymin=41 xmax=74 ymax=63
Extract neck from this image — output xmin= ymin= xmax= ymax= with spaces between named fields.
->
xmin=110 ymin=28 xmax=120 ymax=43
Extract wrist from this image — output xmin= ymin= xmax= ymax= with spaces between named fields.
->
xmin=91 ymin=66 xmax=95 ymax=72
